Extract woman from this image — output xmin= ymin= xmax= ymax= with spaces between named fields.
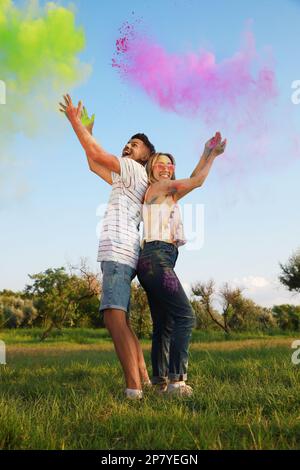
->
xmin=137 ymin=134 xmax=226 ymax=396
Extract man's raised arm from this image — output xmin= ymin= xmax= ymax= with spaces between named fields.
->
xmin=79 ymin=106 xmax=113 ymax=185
xmin=59 ymin=94 xmax=120 ymax=175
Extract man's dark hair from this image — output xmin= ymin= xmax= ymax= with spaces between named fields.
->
xmin=131 ymin=133 xmax=156 ymax=154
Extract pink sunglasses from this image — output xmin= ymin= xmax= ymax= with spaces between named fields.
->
xmin=153 ymin=162 xmax=175 ymax=171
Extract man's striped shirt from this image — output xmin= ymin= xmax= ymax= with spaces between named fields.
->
xmin=97 ymin=157 xmax=148 ymax=269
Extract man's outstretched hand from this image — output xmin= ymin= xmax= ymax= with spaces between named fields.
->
xmin=59 ymin=94 xmax=83 ymax=126
xmin=81 ymin=106 xmax=95 ymax=135
xmin=59 ymin=94 xmax=95 ymax=135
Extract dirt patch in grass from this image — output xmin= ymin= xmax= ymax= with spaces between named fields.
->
xmin=192 ymin=338 xmax=294 ymax=351
xmin=6 ymin=343 xmax=116 ymax=358
xmin=6 ymin=337 xmax=295 ymax=358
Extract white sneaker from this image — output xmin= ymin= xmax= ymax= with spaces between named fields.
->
xmin=166 ymin=381 xmax=193 ymax=397
xmin=125 ymin=388 xmax=143 ymax=400
xmin=142 ymin=380 xmax=152 ymax=389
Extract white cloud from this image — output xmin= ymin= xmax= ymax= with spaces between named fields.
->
xmin=183 ymin=275 xmax=300 ymax=309
xmin=245 ymin=276 xmax=270 ymax=288
xmin=232 ymin=275 xmax=271 ymax=291
xmin=230 ymin=276 xmax=300 ymax=308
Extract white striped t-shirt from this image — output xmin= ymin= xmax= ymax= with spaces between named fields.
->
xmin=97 ymin=157 xmax=148 ymax=269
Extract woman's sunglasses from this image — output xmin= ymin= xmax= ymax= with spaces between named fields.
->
xmin=153 ymin=162 xmax=175 ymax=172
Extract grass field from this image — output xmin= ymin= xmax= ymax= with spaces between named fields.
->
xmin=0 ymin=328 xmax=300 ymax=450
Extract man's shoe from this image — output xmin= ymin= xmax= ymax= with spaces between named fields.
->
xmin=142 ymin=380 xmax=152 ymax=389
xmin=125 ymin=388 xmax=143 ymax=400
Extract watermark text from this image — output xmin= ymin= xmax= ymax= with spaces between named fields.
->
xmin=0 ymin=80 xmax=6 ymax=105
xmin=291 ymin=340 xmax=300 ymax=365
xmin=0 ymin=340 xmax=6 ymax=365
xmin=96 ymin=200 xmax=205 ymax=251
xmin=291 ymin=80 xmax=300 ymax=105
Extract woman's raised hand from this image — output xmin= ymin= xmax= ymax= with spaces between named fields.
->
xmin=211 ymin=138 xmax=227 ymax=157
xmin=205 ymin=132 xmax=227 ymax=158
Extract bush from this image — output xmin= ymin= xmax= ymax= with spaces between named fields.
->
xmin=0 ymin=295 xmax=38 ymax=328
xmin=227 ymin=297 xmax=276 ymax=332
xmin=130 ymin=282 xmax=152 ymax=339
xmin=272 ymin=304 xmax=300 ymax=331
xmin=191 ymin=300 xmax=223 ymax=330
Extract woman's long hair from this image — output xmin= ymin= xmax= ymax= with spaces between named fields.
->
xmin=145 ymin=152 xmax=176 ymax=184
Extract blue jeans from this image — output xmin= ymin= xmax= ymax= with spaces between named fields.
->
xmin=137 ymin=241 xmax=195 ymax=384
xmin=99 ymin=261 xmax=136 ymax=314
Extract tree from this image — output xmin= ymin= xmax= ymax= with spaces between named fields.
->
xmin=192 ymin=280 xmax=276 ymax=333
xmin=0 ymin=295 xmax=38 ymax=329
xmin=24 ymin=260 xmax=101 ymax=340
xmin=272 ymin=304 xmax=300 ymax=331
xmin=219 ymin=283 xmax=243 ymax=332
xmin=130 ymin=282 xmax=152 ymax=339
xmin=191 ymin=299 xmax=223 ymax=330
xmin=77 ymin=294 xmax=104 ymax=328
xmin=279 ymin=250 xmax=300 ymax=294
xmin=258 ymin=308 xmax=277 ymax=331
xmin=192 ymin=280 xmax=230 ymax=333
xmin=0 ymin=289 xmax=20 ymax=297
xmin=226 ymin=296 xmax=275 ymax=332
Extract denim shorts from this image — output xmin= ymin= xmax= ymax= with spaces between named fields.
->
xmin=99 ymin=261 xmax=137 ymax=314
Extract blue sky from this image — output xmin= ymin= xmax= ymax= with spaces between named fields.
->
xmin=1 ymin=0 xmax=300 ymax=309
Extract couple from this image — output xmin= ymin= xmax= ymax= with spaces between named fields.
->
xmin=59 ymin=95 xmax=226 ymax=400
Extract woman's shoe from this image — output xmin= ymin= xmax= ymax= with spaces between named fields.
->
xmin=166 ymin=381 xmax=193 ymax=397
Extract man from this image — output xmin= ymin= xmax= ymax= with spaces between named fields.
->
xmin=60 ymin=95 xmax=155 ymax=399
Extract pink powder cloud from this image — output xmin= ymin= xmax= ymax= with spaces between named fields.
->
xmin=112 ymin=21 xmax=278 ymax=127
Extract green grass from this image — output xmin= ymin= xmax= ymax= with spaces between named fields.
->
xmin=0 ymin=328 xmax=300 ymax=450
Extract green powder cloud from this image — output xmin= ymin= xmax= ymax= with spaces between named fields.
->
xmin=0 ymin=0 xmax=91 ymax=203
xmin=0 ymin=0 xmax=88 ymax=92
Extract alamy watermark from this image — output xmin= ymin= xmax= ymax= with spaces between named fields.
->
xmin=291 ymin=80 xmax=300 ymax=105
xmin=0 ymin=340 xmax=6 ymax=365
xmin=0 ymin=80 xmax=6 ymax=105
xmin=96 ymin=201 xmax=205 ymax=251
xmin=291 ymin=340 xmax=300 ymax=365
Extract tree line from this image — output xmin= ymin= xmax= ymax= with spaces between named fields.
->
xmin=1 ymin=250 xmax=300 ymax=340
